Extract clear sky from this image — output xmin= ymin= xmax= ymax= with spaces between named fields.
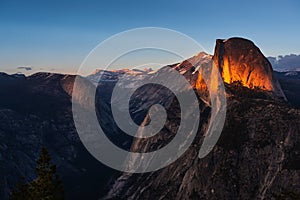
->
xmin=1 ymin=0 xmax=300 ymax=75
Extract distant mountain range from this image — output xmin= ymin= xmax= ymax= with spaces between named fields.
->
xmin=0 ymin=38 xmax=300 ymax=200
xmin=268 ymin=54 xmax=300 ymax=72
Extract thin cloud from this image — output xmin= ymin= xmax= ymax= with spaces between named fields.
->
xmin=17 ymin=66 xmax=33 ymax=71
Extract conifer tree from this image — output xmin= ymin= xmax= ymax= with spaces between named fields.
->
xmin=9 ymin=147 xmax=64 ymax=200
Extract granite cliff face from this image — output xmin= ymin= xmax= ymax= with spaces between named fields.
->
xmin=104 ymin=96 xmax=300 ymax=200
xmin=181 ymin=38 xmax=287 ymax=104
xmin=212 ymin=38 xmax=286 ymax=99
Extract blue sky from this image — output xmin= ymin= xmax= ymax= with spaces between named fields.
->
xmin=0 ymin=0 xmax=300 ymax=75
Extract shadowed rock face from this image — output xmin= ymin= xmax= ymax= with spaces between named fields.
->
xmin=212 ymin=38 xmax=286 ymax=99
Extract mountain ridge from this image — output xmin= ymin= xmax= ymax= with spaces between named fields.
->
xmin=0 ymin=37 xmax=300 ymax=200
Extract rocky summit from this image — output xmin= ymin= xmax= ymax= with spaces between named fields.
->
xmin=213 ymin=38 xmax=286 ymax=99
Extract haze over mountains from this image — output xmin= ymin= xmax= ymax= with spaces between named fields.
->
xmin=268 ymin=54 xmax=300 ymax=72
xmin=0 ymin=37 xmax=300 ymax=199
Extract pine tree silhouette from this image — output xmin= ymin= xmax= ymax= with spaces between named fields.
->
xmin=9 ymin=147 xmax=64 ymax=200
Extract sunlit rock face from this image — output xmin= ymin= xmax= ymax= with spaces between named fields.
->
xmin=212 ymin=37 xmax=286 ymax=99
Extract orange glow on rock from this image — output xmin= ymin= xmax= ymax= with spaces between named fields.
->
xmin=222 ymin=57 xmax=231 ymax=84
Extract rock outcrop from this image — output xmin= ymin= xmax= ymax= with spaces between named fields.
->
xmin=213 ymin=37 xmax=286 ymax=99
